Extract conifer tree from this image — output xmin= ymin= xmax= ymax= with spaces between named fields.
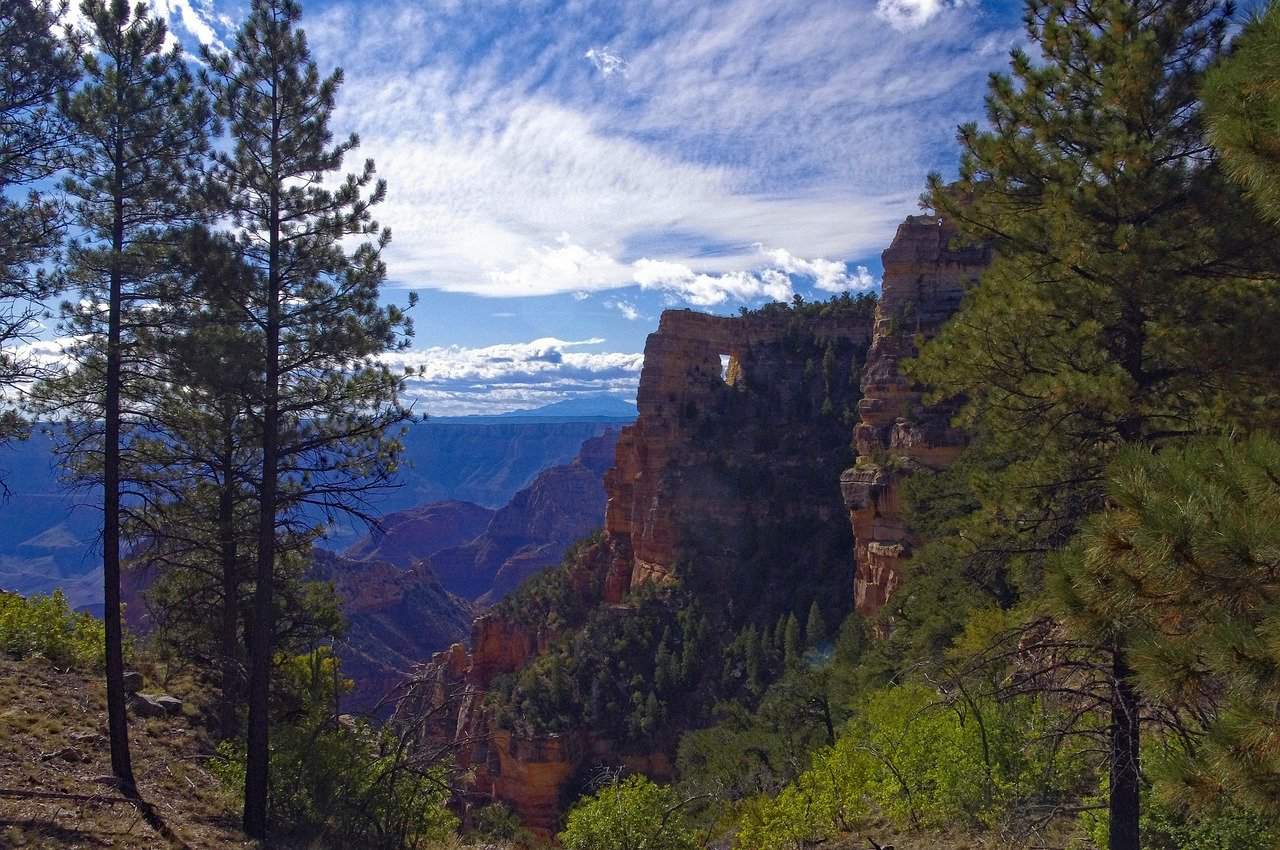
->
xmin=42 ymin=0 xmax=212 ymax=787
xmin=911 ymin=2 xmax=1280 ymax=845
xmin=202 ymin=0 xmax=413 ymax=833
xmin=1054 ymin=434 xmax=1280 ymax=816
xmin=783 ymin=613 xmax=802 ymax=667
xmin=1203 ymin=0 xmax=1280 ymax=222
xmin=805 ymin=601 xmax=827 ymax=649
xmin=0 ymin=0 xmax=79 ymax=485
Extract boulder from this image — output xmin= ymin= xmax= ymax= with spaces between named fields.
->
xmin=122 ymin=670 xmax=143 ymax=694
xmin=132 ymin=692 xmax=182 ymax=717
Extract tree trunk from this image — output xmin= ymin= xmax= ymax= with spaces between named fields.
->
xmin=218 ymin=425 xmax=240 ymax=741
xmin=243 ymin=130 xmax=282 ymax=838
xmin=1109 ymin=643 xmax=1141 ymax=850
xmin=103 ymin=139 xmax=133 ymax=790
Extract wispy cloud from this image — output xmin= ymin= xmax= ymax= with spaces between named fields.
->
xmin=92 ymin=0 xmax=1017 ymax=308
xmin=584 ymin=46 xmax=628 ymax=78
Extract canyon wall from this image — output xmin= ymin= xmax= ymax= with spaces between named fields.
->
xmin=841 ymin=214 xmax=990 ymax=622
xmin=396 ymin=301 xmax=874 ymax=835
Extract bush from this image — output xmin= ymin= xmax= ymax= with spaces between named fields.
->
xmin=560 ymin=774 xmax=699 ymax=850
xmin=0 ymin=589 xmax=106 ymax=669
xmin=734 ymin=682 xmax=1079 ymax=848
xmin=211 ymin=647 xmax=458 ymax=848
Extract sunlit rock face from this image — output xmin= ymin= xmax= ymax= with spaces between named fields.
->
xmin=842 ymin=214 xmax=991 ymax=626
xmin=395 ymin=301 xmax=874 ymax=835
xmin=603 ymin=307 xmax=873 ymax=603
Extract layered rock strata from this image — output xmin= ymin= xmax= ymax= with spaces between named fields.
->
xmin=396 ymin=302 xmax=874 ymax=833
xmin=841 ymin=214 xmax=990 ymax=622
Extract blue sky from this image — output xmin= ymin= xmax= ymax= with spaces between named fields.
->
xmin=84 ymin=0 xmax=1028 ymax=413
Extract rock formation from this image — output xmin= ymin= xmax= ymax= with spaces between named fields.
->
xmin=431 ymin=430 xmax=620 ymax=603
xmin=395 ymin=300 xmax=874 ymax=834
xmin=343 ymin=501 xmax=495 ymax=568
xmin=841 ymin=214 xmax=990 ymax=623
xmin=307 ymin=551 xmax=475 ymax=714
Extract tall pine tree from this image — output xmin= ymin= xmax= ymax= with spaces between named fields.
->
xmin=911 ymin=1 xmax=1280 ymax=846
xmin=41 ymin=0 xmax=212 ymax=787
xmin=0 ymin=0 xmax=79 ymax=488
xmin=202 ymin=0 xmax=413 ymax=833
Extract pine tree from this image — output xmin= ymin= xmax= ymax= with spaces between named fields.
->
xmin=804 ymin=601 xmax=827 ymax=648
xmin=1203 ymin=1 xmax=1280 ymax=223
xmin=124 ymin=226 xmax=261 ymax=741
xmin=911 ymin=2 xmax=1280 ymax=845
xmin=42 ymin=0 xmax=212 ymax=788
xmin=0 ymin=0 xmax=79 ymax=485
xmin=1053 ymin=434 xmax=1280 ymax=816
xmin=203 ymin=0 xmax=413 ymax=833
xmin=783 ymin=613 xmax=802 ymax=668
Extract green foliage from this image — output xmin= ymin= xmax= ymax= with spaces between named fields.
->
xmin=467 ymin=803 xmax=536 ymax=846
xmin=211 ymin=647 xmax=457 ymax=848
xmin=560 ymin=775 xmax=699 ymax=850
xmin=0 ymin=590 xmax=107 ymax=669
xmin=1203 ymin=1 xmax=1280 ymax=223
xmin=1078 ymin=763 xmax=1280 ymax=850
xmin=734 ymin=682 xmax=1081 ymax=848
xmin=1053 ymin=434 xmax=1280 ymax=814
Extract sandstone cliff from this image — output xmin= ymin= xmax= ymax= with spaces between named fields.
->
xmin=841 ymin=214 xmax=990 ymax=623
xmin=395 ymin=298 xmax=875 ymax=834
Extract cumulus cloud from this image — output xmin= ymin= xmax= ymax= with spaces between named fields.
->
xmin=585 ymin=47 xmax=628 ymax=78
xmin=759 ymin=246 xmax=879 ymax=293
xmin=382 ymin=337 xmax=643 ymax=416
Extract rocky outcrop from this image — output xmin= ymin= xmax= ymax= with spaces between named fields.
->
xmin=604 ymin=308 xmax=873 ymax=603
xmin=308 ymin=551 xmax=475 ymax=714
xmin=841 ymin=214 xmax=990 ymax=623
xmin=395 ymin=300 xmax=875 ymax=833
xmin=343 ymin=501 xmax=494 ymax=567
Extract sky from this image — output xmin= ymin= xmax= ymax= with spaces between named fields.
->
xmin=76 ymin=0 xmax=1028 ymax=414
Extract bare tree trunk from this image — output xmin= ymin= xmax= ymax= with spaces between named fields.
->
xmin=243 ymin=144 xmax=281 ymax=838
xmin=103 ymin=144 xmax=134 ymax=790
xmin=1109 ymin=643 xmax=1141 ymax=850
xmin=218 ymin=425 xmax=240 ymax=741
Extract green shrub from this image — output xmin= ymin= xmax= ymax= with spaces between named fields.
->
xmin=560 ymin=774 xmax=699 ymax=850
xmin=734 ymin=682 xmax=1080 ymax=848
xmin=0 ymin=590 xmax=107 ymax=669
xmin=212 ymin=647 xmax=458 ymax=848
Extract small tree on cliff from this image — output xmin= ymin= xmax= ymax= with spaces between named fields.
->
xmin=911 ymin=0 xmax=1280 ymax=846
xmin=202 ymin=0 xmax=414 ymax=833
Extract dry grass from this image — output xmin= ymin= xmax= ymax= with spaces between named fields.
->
xmin=0 ymin=655 xmax=253 ymax=849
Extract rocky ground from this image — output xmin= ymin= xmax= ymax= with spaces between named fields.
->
xmin=0 ymin=656 xmax=249 ymax=849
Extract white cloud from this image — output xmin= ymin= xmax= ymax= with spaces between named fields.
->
xmin=875 ymin=0 xmax=961 ymax=30
xmin=298 ymin=0 xmax=1013 ymax=303
xmin=604 ymin=299 xmax=642 ymax=320
xmin=585 ymin=47 xmax=628 ymax=78
xmin=759 ymin=246 xmax=879 ymax=293
xmin=382 ymin=337 xmax=643 ymax=416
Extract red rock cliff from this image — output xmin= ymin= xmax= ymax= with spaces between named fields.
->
xmin=841 ymin=214 xmax=990 ymax=623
